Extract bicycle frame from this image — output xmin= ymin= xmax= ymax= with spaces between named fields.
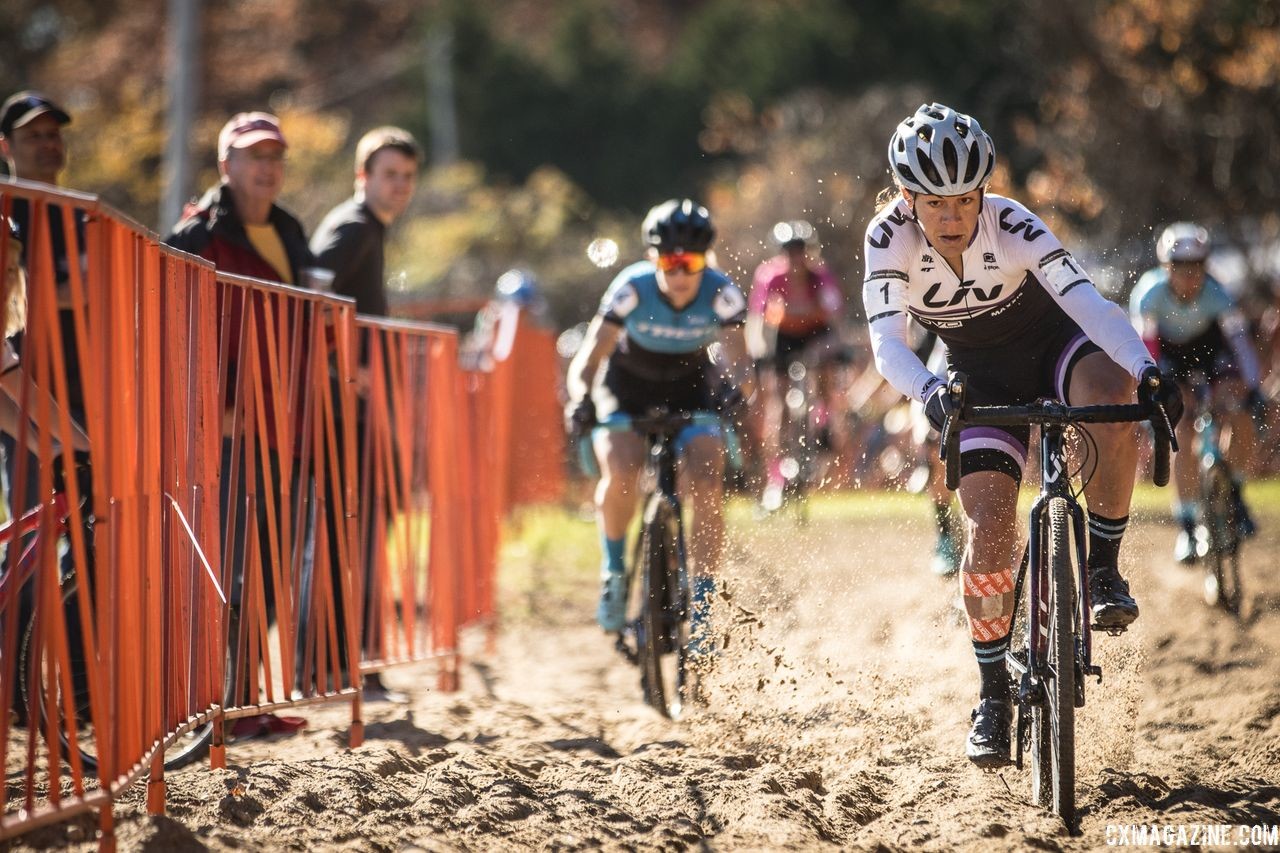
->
xmin=1018 ymin=418 xmax=1096 ymax=702
xmin=588 ymin=410 xmax=731 ymax=716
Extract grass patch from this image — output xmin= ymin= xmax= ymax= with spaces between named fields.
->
xmin=497 ymin=477 xmax=1280 ymax=619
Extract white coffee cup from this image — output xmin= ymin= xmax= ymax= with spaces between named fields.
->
xmin=304 ymin=267 xmax=336 ymax=293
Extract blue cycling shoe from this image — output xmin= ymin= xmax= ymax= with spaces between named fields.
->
xmin=597 ymin=570 xmax=628 ymax=632
xmin=687 ymin=575 xmax=717 ymax=657
xmin=931 ymin=532 xmax=961 ymax=577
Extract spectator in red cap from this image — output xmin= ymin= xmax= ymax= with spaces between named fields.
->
xmin=165 ymin=111 xmax=313 ymax=741
xmin=165 ymin=111 xmax=312 ymax=281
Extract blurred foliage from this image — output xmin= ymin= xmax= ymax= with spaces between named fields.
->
xmin=2 ymin=0 xmax=1279 ymax=328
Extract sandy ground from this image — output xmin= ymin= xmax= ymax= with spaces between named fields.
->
xmin=8 ymin=502 xmax=1280 ymax=851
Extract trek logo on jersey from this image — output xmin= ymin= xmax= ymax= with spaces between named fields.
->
xmin=922 ymin=278 xmax=1005 ymax=308
xmin=868 ymin=209 xmax=913 ymax=249
xmin=998 ymin=208 xmax=1045 ymax=242
xmin=633 ymin=319 xmax=712 ymax=341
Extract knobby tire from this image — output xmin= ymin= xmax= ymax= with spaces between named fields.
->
xmin=632 ymin=496 xmax=688 ymax=718
xmin=1030 ymin=497 xmax=1077 ymax=827
xmin=1202 ymin=463 xmax=1243 ymax=615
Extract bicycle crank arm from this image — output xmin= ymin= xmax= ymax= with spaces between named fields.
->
xmin=1018 ymin=670 xmax=1045 ymax=706
xmin=614 ymin=632 xmax=639 ymax=666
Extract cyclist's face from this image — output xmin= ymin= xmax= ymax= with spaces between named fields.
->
xmin=1168 ymin=261 xmax=1206 ymax=300
xmin=906 ymin=188 xmax=982 ymax=256
xmin=652 ymin=252 xmax=704 ymax=305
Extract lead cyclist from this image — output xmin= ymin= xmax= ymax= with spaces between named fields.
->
xmin=564 ymin=199 xmax=755 ymax=652
xmin=862 ymin=104 xmax=1185 ymax=767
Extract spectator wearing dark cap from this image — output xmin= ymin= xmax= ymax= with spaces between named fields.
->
xmin=165 ymin=111 xmax=312 ymax=740
xmin=1 ymin=90 xmax=91 ymax=726
xmin=303 ymin=127 xmax=420 ymax=703
xmin=1 ymin=91 xmax=71 ymax=185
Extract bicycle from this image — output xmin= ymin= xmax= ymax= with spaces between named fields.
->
xmin=939 ymin=372 xmax=1175 ymax=829
xmin=584 ymin=408 xmax=735 ymax=719
xmin=761 ymin=342 xmax=849 ymax=519
xmin=1186 ymin=376 xmax=1247 ymax=615
xmin=6 ymin=487 xmax=219 ymax=774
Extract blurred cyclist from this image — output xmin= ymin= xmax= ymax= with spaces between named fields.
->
xmin=862 ymin=103 xmax=1182 ymax=767
xmin=1129 ymin=222 xmax=1265 ymax=562
xmin=564 ymin=199 xmax=753 ymax=649
xmin=747 ymin=220 xmax=847 ymax=507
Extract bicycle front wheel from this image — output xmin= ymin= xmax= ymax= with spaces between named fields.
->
xmin=630 ymin=496 xmax=689 ymax=719
xmin=1201 ymin=463 xmax=1243 ymax=615
xmin=20 ymin=572 xmax=99 ymax=776
xmin=1030 ymin=497 xmax=1077 ymax=827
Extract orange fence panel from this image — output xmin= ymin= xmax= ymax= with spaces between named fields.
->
xmin=3 ymin=181 xmax=555 ymax=850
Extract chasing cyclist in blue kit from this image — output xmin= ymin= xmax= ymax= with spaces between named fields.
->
xmin=564 ymin=199 xmax=753 ymax=648
xmin=1129 ymin=222 xmax=1265 ymax=563
xmin=862 ymin=104 xmax=1184 ymax=766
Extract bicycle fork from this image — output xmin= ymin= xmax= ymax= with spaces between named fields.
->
xmin=1012 ymin=426 xmax=1101 ymax=768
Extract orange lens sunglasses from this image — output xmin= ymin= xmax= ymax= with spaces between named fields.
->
xmin=655 ymin=252 xmax=707 ymax=274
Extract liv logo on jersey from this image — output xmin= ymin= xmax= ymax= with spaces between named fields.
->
xmin=867 ymin=209 xmax=912 ymax=249
xmin=998 ymin=207 xmax=1045 ymax=242
xmin=922 ymin=279 xmax=1005 ymax=308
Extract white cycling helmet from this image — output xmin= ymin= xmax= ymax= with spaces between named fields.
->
xmin=1156 ymin=222 xmax=1210 ymax=263
xmin=888 ymin=103 xmax=996 ymax=196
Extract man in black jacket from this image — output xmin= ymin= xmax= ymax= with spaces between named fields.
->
xmin=309 ymin=126 xmax=420 ymax=313
xmin=306 ymin=127 xmax=420 ymax=702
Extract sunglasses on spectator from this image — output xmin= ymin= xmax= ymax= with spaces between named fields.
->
xmin=655 ymin=252 xmax=707 ymax=274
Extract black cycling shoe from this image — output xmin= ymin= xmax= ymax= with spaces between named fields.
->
xmin=1089 ymin=566 xmax=1139 ymax=631
xmin=1231 ymin=483 xmax=1258 ymax=539
xmin=966 ymin=698 xmax=1012 ymax=767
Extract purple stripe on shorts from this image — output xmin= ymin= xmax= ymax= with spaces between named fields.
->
xmin=960 ymin=425 xmax=1029 ymax=465
xmin=1054 ymin=332 xmax=1089 ymax=401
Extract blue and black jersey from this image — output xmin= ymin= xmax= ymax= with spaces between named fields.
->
xmin=597 ymin=261 xmax=746 ymax=381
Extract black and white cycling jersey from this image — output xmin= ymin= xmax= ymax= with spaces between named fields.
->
xmin=862 ymin=194 xmax=1154 ymax=402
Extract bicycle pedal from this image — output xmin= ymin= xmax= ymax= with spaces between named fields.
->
xmin=1092 ymin=623 xmax=1128 ymax=637
xmin=1084 ymin=664 xmax=1103 ymax=685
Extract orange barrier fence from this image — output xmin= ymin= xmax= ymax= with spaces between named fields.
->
xmin=1 ymin=181 xmax=559 ymax=850
xmin=1 ymin=182 xmax=225 ymax=848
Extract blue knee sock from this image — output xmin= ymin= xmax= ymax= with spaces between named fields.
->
xmin=601 ymin=534 xmax=626 ymax=575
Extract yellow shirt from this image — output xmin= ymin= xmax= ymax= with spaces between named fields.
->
xmin=244 ymin=223 xmax=293 ymax=284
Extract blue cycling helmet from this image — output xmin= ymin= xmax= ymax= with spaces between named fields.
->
xmin=495 ymin=268 xmax=540 ymax=306
xmin=642 ymin=198 xmax=715 ymax=254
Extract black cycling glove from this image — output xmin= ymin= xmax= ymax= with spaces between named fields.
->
xmin=564 ymin=396 xmax=597 ymax=438
xmin=1138 ymin=366 xmax=1184 ymax=430
xmin=923 ymin=380 xmax=955 ymax=434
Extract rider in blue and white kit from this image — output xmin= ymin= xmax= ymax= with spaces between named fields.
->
xmin=862 ymin=104 xmax=1184 ymax=767
xmin=564 ymin=199 xmax=753 ymax=648
xmin=1129 ymin=222 xmax=1265 ymax=563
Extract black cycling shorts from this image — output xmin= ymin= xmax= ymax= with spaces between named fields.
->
xmin=593 ymin=358 xmax=713 ymax=419
xmin=761 ymin=326 xmax=834 ymax=372
xmin=948 ymin=319 xmax=1101 ymax=484
xmin=1160 ymin=324 xmax=1235 ymax=382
